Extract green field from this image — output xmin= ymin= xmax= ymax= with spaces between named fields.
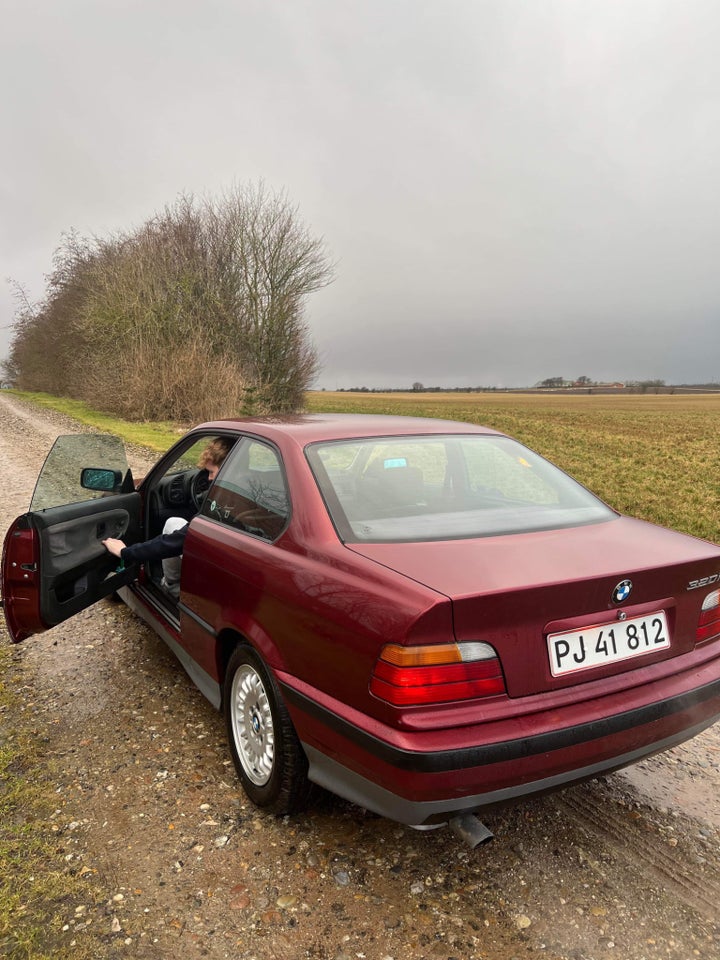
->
xmin=306 ymin=391 xmax=720 ymax=545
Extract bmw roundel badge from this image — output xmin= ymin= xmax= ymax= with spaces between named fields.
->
xmin=612 ymin=580 xmax=633 ymax=604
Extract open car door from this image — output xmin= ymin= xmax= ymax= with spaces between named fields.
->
xmin=1 ymin=435 xmax=142 ymax=642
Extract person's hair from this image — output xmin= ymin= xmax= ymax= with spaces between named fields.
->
xmin=198 ymin=437 xmax=233 ymax=469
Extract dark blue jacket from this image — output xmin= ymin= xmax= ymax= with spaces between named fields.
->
xmin=120 ymin=524 xmax=188 ymax=564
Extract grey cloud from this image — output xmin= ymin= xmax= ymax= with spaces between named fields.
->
xmin=2 ymin=0 xmax=719 ymax=387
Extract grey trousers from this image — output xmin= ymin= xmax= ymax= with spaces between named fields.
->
xmin=161 ymin=516 xmax=185 ymax=600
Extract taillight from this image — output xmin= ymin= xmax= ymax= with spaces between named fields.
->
xmin=370 ymin=641 xmax=506 ymax=706
xmin=697 ymin=589 xmax=720 ymax=645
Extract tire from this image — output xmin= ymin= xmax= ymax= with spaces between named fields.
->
xmin=223 ymin=645 xmax=311 ymax=815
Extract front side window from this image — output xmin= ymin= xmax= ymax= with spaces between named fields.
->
xmin=199 ymin=437 xmax=289 ymax=541
xmin=144 ymin=434 xmax=238 ymax=539
xmin=164 ymin=438 xmax=217 ymax=477
xmin=307 ymin=434 xmax=616 ymax=543
xmin=30 ymin=435 xmax=130 ymax=511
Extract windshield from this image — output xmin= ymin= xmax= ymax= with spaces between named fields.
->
xmin=306 ymin=434 xmax=616 ymax=543
xmin=30 ymin=435 xmax=130 ymax=511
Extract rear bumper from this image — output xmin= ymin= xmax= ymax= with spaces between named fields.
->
xmin=280 ymin=664 xmax=720 ymax=826
xmin=301 ymin=714 xmax=717 ymax=826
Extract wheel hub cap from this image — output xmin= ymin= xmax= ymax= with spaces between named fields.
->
xmin=231 ymin=664 xmax=275 ymax=786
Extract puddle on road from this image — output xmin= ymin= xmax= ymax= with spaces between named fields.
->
xmin=618 ymin=764 xmax=720 ymax=829
xmin=615 ymin=725 xmax=720 ymax=830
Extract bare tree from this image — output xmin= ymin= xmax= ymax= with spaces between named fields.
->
xmin=204 ymin=182 xmax=335 ymax=411
xmin=6 ymin=183 xmax=335 ymax=419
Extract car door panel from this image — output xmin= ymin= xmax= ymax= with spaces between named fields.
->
xmin=38 ymin=507 xmax=131 ymax=575
xmin=2 ymin=492 xmax=141 ymax=641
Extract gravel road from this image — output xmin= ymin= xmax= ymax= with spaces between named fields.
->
xmin=1 ymin=393 xmax=720 ymax=960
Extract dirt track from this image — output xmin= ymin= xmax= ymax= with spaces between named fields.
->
xmin=1 ymin=393 xmax=720 ymax=960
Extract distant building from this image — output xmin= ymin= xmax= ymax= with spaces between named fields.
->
xmin=572 ymin=381 xmax=625 ymax=390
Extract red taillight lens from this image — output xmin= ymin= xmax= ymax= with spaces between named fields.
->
xmin=370 ymin=642 xmax=506 ymax=706
xmin=697 ymin=589 xmax=720 ymax=645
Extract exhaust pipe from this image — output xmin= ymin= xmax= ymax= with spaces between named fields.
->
xmin=449 ymin=814 xmax=494 ymax=848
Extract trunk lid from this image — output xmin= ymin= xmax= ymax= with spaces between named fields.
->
xmin=347 ymin=516 xmax=720 ymax=697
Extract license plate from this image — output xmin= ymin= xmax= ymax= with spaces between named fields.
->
xmin=547 ymin=611 xmax=670 ymax=677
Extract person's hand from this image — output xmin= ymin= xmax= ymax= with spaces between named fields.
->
xmin=102 ymin=538 xmax=126 ymax=558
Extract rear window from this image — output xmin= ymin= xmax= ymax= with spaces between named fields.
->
xmin=306 ymin=434 xmax=615 ymax=543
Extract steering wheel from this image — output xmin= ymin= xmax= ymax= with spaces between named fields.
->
xmin=190 ymin=469 xmax=210 ymax=511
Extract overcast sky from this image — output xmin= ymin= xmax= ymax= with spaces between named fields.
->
xmin=2 ymin=0 xmax=719 ymax=388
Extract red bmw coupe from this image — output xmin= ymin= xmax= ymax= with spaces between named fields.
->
xmin=3 ymin=415 xmax=720 ymax=838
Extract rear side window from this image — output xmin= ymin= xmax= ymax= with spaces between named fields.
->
xmin=199 ymin=437 xmax=289 ymax=541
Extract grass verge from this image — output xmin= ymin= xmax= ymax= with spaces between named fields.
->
xmin=6 ymin=390 xmax=181 ymax=453
xmin=0 ymin=644 xmax=102 ymax=959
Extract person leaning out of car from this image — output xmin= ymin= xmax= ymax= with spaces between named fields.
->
xmin=102 ymin=437 xmax=232 ymax=598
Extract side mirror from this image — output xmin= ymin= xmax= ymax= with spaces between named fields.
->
xmin=80 ymin=468 xmax=123 ymax=493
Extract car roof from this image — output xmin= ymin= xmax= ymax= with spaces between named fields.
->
xmin=194 ymin=413 xmax=503 ymax=446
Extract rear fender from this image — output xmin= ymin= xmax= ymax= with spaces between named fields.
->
xmin=215 ymin=614 xmax=287 ymax=685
